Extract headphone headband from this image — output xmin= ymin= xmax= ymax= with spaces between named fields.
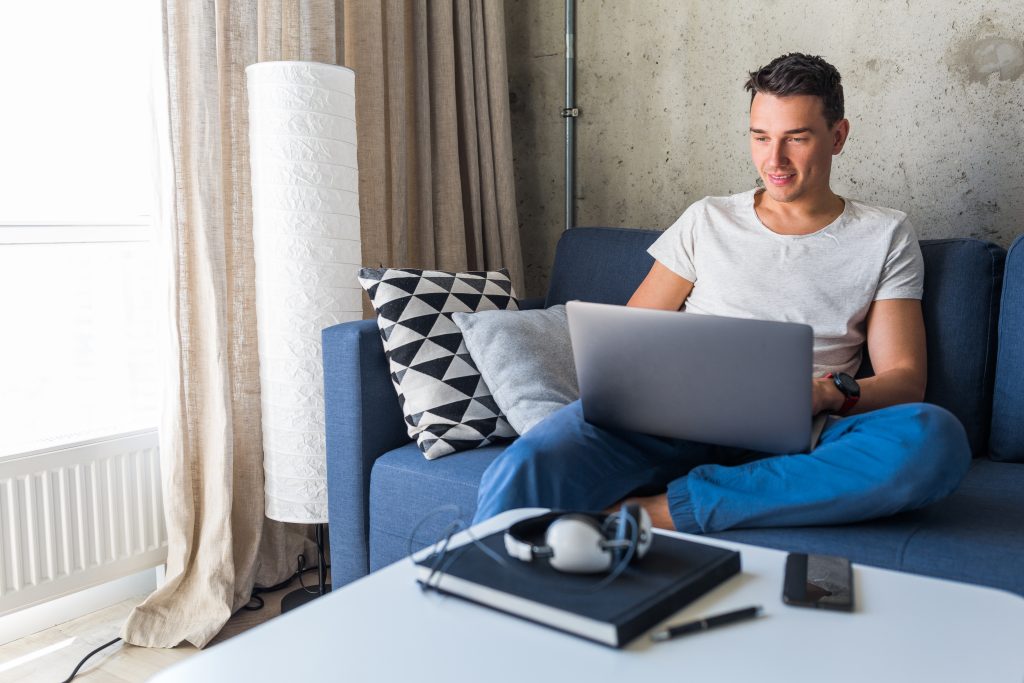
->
xmin=503 ymin=507 xmax=653 ymax=574
xmin=504 ymin=511 xmax=608 ymax=561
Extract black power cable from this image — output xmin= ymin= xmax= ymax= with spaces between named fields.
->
xmin=60 ymin=636 xmax=122 ymax=683
xmin=243 ymin=554 xmax=330 ymax=610
xmin=61 ymin=556 xmax=330 ymax=681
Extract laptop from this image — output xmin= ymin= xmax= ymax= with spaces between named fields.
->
xmin=566 ymin=301 xmax=828 ymax=454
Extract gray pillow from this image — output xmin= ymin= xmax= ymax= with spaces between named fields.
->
xmin=452 ymin=305 xmax=578 ymax=435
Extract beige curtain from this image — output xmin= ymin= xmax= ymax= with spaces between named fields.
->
xmin=345 ymin=0 xmax=524 ymax=300
xmin=123 ymin=0 xmax=522 ymax=649
xmin=121 ymin=0 xmax=340 ymax=649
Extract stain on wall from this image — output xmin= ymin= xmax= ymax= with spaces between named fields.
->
xmin=960 ymin=37 xmax=1024 ymax=82
xmin=505 ymin=0 xmax=1024 ymax=297
xmin=949 ymin=14 xmax=1024 ymax=83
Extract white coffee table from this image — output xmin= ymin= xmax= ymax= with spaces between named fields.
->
xmin=151 ymin=509 xmax=1024 ymax=682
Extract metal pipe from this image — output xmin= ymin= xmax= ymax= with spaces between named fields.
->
xmin=564 ymin=0 xmax=576 ymax=231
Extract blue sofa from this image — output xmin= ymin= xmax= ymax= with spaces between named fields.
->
xmin=323 ymin=228 xmax=1024 ymax=595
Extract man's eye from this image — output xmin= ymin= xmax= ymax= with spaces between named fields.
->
xmin=754 ymin=137 xmax=768 ymax=142
xmin=789 ymin=137 xmax=807 ymax=143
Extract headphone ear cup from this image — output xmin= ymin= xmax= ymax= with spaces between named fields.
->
xmin=545 ymin=514 xmax=613 ymax=574
xmin=606 ymin=504 xmax=654 ymax=561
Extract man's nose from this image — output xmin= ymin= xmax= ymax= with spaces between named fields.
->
xmin=769 ymin=141 xmax=788 ymax=168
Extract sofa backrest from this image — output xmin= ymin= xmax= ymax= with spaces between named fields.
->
xmin=545 ymin=227 xmax=659 ymax=307
xmin=917 ymin=239 xmax=1005 ymax=456
xmin=990 ymin=235 xmax=1024 ymax=462
xmin=545 ymin=227 xmax=1006 ymax=457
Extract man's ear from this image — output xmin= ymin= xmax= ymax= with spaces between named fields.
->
xmin=832 ymin=118 xmax=851 ymax=155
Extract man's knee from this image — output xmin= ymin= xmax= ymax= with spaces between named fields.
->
xmin=474 ymin=402 xmax=589 ymax=522
xmin=484 ymin=434 xmax=550 ymax=489
xmin=894 ymin=403 xmax=971 ymax=504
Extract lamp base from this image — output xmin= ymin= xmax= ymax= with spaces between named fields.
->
xmin=279 ymin=522 xmax=331 ymax=613
xmin=281 ymin=584 xmax=332 ymax=613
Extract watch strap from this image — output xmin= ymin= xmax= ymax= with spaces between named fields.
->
xmin=825 ymin=373 xmax=859 ymax=416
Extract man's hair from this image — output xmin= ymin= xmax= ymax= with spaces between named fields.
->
xmin=744 ymin=53 xmax=844 ymax=128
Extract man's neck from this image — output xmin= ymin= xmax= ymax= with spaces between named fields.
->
xmin=753 ymin=189 xmax=846 ymax=236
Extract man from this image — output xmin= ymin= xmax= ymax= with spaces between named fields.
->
xmin=473 ymin=53 xmax=970 ymax=533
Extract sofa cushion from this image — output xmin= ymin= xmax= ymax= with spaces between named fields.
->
xmin=371 ymin=446 xmax=1024 ymax=596
xmin=453 ymin=305 xmax=578 ymax=435
xmin=917 ymin=240 xmax=1005 ymax=457
xmin=358 ymin=267 xmax=519 ymax=459
xmin=991 ymin=235 xmax=1024 ymax=462
xmin=369 ymin=443 xmax=502 ymax=570
xmin=710 ymin=459 xmax=1024 ymax=596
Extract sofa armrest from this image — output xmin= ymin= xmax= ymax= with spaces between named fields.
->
xmin=323 ymin=319 xmax=409 ymax=586
xmin=992 ymin=234 xmax=1024 ymax=461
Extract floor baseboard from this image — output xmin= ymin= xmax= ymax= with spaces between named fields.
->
xmin=0 ymin=566 xmax=159 ymax=646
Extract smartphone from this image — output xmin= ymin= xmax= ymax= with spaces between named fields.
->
xmin=783 ymin=553 xmax=854 ymax=612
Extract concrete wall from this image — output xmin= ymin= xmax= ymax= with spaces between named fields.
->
xmin=505 ymin=0 xmax=1024 ymax=297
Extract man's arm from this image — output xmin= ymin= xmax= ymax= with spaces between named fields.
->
xmin=813 ymin=298 xmax=927 ymax=415
xmin=627 ymin=262 xmax=694 ymax=310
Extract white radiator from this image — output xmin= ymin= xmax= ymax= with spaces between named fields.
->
xmin=0 ymin=430 xmax=167 ymax=617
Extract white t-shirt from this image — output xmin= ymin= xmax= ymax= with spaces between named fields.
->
xmin=647 ymin=188 xmax=924 ymax=377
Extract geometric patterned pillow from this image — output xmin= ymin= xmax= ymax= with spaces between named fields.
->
xmin=357 ymin=267 xmax=519 ymax=459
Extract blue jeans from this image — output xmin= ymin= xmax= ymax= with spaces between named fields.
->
xmin=473 ymin=401 xmax=971 ymax=532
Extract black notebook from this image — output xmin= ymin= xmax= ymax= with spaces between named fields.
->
xmin=415 ymin=527 xmax=741 ymax=648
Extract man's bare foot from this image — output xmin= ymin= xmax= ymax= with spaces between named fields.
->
xmin=605 ymin=493 xmax=676 ymax=530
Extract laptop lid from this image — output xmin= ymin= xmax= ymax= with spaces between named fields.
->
xmin=566 ymin=301 xmax=817 ymax=454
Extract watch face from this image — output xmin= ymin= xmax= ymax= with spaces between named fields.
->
xmin=835 ymin=372 xmax=860 ymax=397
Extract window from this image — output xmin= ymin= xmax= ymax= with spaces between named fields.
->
xmin=0 ymin=1 xmax=158 ymax=457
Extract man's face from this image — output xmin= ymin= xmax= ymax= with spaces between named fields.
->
xmin=749 ymin=93 xmax=848 ymax=205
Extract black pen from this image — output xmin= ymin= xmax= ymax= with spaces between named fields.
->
xmin=650 ymin=605 xmax=763 ymax=642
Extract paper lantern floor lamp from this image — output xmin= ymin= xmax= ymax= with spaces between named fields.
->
xmin=246 ymin=61 xmax=361 ymax=610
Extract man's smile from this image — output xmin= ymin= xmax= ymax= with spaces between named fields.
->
xmin=767 ymin=172 xmax=796 ymax=186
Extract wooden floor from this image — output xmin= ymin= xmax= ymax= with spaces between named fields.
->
xmin=0 ymin=576 xmax=326 ymax=683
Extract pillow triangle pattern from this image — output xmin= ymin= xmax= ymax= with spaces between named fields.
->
xmin=359 ymin=267 xmax=519 ymax=459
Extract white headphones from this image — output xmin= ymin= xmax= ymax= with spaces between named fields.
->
xmin=503 ymin=504 xmax=654 ymax=574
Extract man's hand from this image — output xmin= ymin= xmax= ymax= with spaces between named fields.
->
xmin=812 ymin=376 xmax=843 ymax=416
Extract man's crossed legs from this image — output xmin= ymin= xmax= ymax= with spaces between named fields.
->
xmin=473 ymin=401 xmax=971 ymax=532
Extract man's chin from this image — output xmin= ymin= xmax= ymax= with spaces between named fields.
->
xmin=761 ymin=186 xmax=801 ymax=204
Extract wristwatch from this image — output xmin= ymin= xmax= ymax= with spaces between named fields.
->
xmin=826 ymin=372 xmax=860 ymax=416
